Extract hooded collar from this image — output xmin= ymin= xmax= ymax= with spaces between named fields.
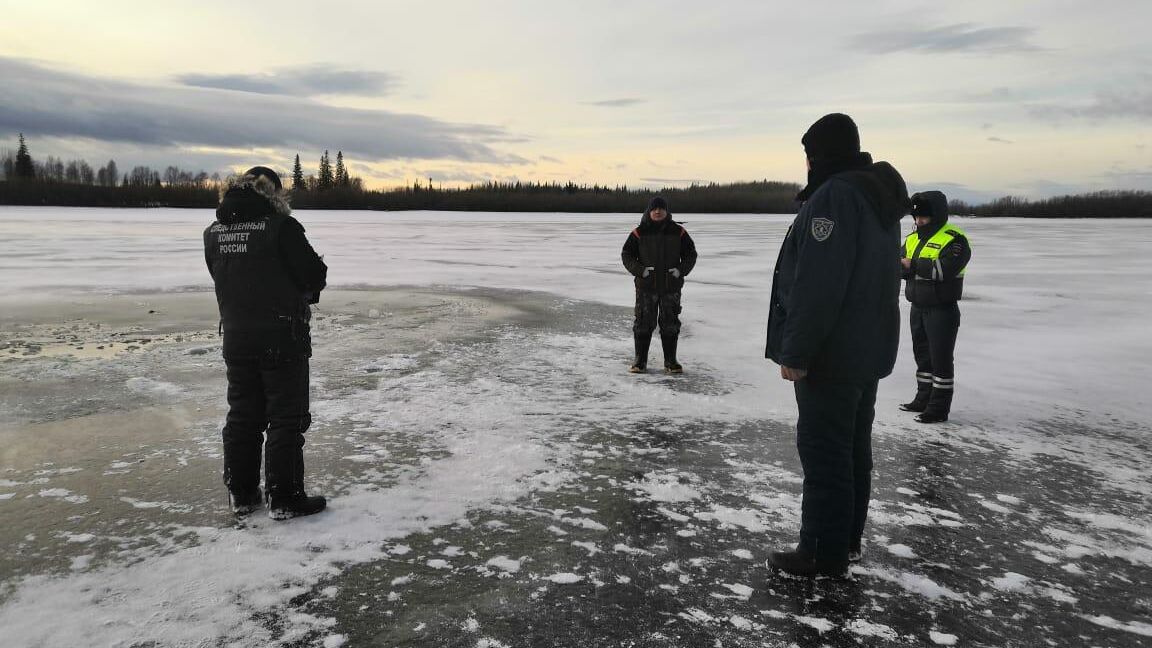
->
xmin=835 ymin=160 xmax=911 ymax=230
xmin=796 ymin=151 xmax=874 ymax=202
xmin=215 ymin=174 xmax=291 ymax=224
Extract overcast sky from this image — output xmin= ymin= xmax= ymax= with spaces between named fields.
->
xmin=2 ymin=0 xmax=1149 ymax=199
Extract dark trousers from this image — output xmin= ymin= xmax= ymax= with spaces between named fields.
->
xmin=633 ymin=290 xmax=682 ymax=338
xmin=910 ymin=303 xmax=960 ymax=389
xmin=221 ymin=356 xmax=312 ymax=499
xmin=794 ymin=376 xmax=877 ymax=559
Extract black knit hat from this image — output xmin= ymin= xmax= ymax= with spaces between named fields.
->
xmin=802 ymin=113 xmax=861 ymax=160
xmin=244 ymin=166 xmax=282 ymax=191
xmin=910 ymin=190 xmax=949 ymax=222
xmin=647 ymin=195 xmax=669 ymax=213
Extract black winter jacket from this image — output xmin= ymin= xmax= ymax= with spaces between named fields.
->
xmin=621 ymin=213 xmax=698 ymax=293
xmin=766 ymin=159 xmax=909 ymax=382
xmin=204 ymin=185 xmax=327 ymax=359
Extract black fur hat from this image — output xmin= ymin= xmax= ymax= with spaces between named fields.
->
xmin=910 ymin=190 xmax=949 ymax=222
xmin=243 ymin=166 xmax=282 ymax=192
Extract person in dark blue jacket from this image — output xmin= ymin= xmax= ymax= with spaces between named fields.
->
xmin=765 ymin=114 xmax=910 ymax=577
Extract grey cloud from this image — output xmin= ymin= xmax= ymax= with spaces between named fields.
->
xmin=177 ymin=65 xmax=398 ymax=97
xmin=1096 ymin=168 xmax=1152 ymax=190
xmin=1008 ymin=179 xmax=1102 ymax=198
xmin=988 ymin=136 xmax=1013 ymax=144
xmin=583 ymin=98 xmax=646 ymax=108
xmin=1034 ymin=89 xmax=1152 ymax=121
xmin=0 ymin=57 xmax=525 ymax=164
xmin=911 ymin=182 xmax=1002 ymax=205
xmin=852 ymin=23 xmax=1040 ymax=55
xmin=538 ymin=155 xmax=563 ymax=164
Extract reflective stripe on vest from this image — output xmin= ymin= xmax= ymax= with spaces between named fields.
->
xmin=905 ymin=225 xmax=968 ymax=278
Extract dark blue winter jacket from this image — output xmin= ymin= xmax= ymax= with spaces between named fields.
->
xmin=765 ymin=159 xmax=909 ymax=382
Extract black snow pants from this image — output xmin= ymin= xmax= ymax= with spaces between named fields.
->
xmin=633 ymin=290 xmax=682 ymax=338
xmin=221 ymin=355 xmax=312 ymax=500
xmin=910 ymin=303 xmax=960 ymax=397
xmin=794 ymin=376 xmax=877 ymax=560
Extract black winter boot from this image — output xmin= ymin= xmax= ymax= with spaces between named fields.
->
xmin=917 ymin=378 xmax=953 ymax=423
xmin=630 ymin=333 xmax=652 ymax=373
xmin=265 ymin=434 xmax=327 ymax=520
xmin=766 ymin=544 xmax=849 ymax=578
xmin=848 ymin=539 xmax=863 ymax=563
xmin=269 ymin=493 xmax=327 ymax=520
xmin=899 ymin=375 xmax=933 ymax=412
xmin=228 ymin=489 xmax=263 ymax=517
xmin=661 ymin=335 xmax=682 ymax=374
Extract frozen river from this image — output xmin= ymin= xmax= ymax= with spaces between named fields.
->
xmin=0 ymin=207 xmax=1149 ymax=647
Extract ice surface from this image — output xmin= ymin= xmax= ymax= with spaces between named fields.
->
xmin=1 ymin=208 xmax=1150 ymax=647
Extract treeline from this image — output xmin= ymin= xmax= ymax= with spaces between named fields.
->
xmin=0 ymin=134 xmax=801 ymax=212
xmin=950 ymin=191 xmax=1152 ymax=218
xmin=1 ymin=133 xmax=219 ymax=207
xmin=292 ymin=179 xmax=803 ymax=213
xmin=4 ymin=133 xmax=1152 ymax=216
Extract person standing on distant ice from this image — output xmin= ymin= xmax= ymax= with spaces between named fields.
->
xmin=765 ymin=114 xmax=909 ymax=577
xmin=621 ymin=196 xmax=698 ymax=374
xmin=898 ymin=190 xmax=972 ymax=423
xmin=204 ymin=166 xmax=328 ymax=520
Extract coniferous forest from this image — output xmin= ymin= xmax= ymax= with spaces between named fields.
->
xmin=1 ymin=135 xmax=1150 ymax=217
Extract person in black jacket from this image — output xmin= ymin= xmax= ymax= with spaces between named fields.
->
xmin=621 ymin=196 xmax=698 ymax=373
xmin=204 ymin=166 xmax=328 ymax=520
xmin=899 ymin=190 xmax=972 ymax=423
xmin=765 ymin=113 xmax=910 ymax=577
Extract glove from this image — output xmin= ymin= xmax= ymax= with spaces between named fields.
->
xmin=668 ymin=268 xmax=681 ymax=279
xmin=642 ymin=267 xmax=654 ymax=278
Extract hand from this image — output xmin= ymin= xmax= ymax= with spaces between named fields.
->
xmin=642 ymin=267 xmax=654 ymax=278
xmin=668 ymin=268 xmax=681 ymax=279
xmin=901 ymin=257 xmax=911 ymax=270
xmin=781 ymin=366 xmax=808 ymax=381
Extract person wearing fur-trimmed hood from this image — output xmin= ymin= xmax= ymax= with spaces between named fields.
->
xmin=621 ymin=195 xmax=698 ymax=373
xmin=204 ymin=166 xmax=328 ymax=521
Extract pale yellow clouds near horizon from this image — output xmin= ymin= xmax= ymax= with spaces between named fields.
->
xmin=2 ymin=0 xmax=1150 ymax=200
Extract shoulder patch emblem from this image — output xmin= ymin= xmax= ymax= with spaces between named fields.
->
xmin=811 ymin=217 xmax=835 ymax=242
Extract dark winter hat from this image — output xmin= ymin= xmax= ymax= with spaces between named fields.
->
xmin=802 ymin=113 xmax=861 ymax=160
xmin=910 ymin=190 xmax=949 ymax=221
xmin=647 ymin=195 xmax=669 ymax=213
xmin=243 ymin=166 xmax=282 ymax=191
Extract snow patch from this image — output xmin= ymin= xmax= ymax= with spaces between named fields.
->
xmin=721 ymin=583 xmax=754 ymax=600
xmin=126 ymin=377 xmax=183 ymax=396
xmin=542 ymin=573 xmax=582 ymax=584
xmin=634 ymin=472 xmax=701 ymax=503
xmin=886 ymin=543 xmax=916 ymax=559
xmin=1081 ymin=615 xmax=1152 ymax=638
xmin=37 ymin=489 xmax=88 ymax=504
xmin=991 ymin=571 xmax=1030 ymax=592
xmin=485 ymin=556 xmax=521 ymax=573
xmin=795 ymin=616 xmax=834 ymax=633
xmin=929 ymin=631 xmax=959 ymax=645
xmin=846 ymin=619 xmax=899 ymax=640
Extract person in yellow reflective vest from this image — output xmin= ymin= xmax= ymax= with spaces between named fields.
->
xmin=900 ymin=190 xmax=971 ymax=423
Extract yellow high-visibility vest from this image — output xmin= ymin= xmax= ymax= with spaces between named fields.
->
xmin=905 ymin=225 xmax=969 ymax=278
